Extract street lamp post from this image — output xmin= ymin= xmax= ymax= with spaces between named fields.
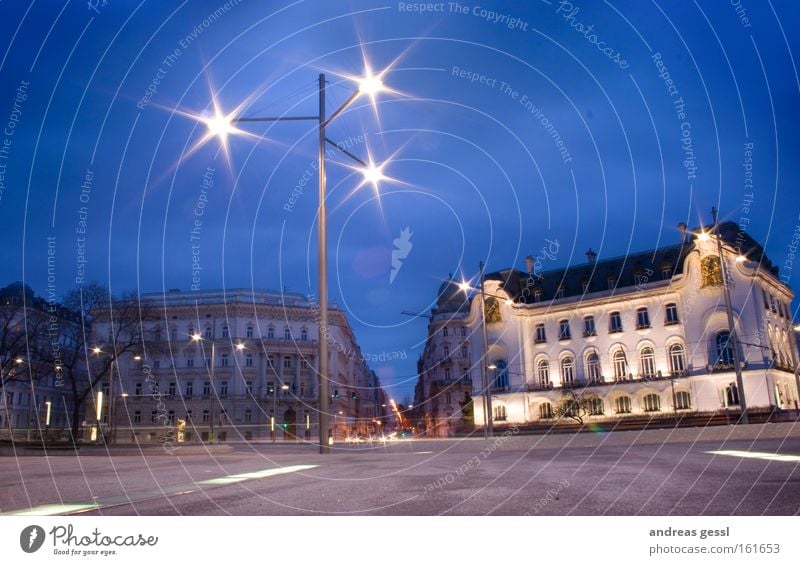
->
xmin=192 ymin=334 xmax=216 ymax=444
xmin=272 ymin=383 xmax=289 ymax=444
xmin=44 ymin=400 xmax=51 ymax=444
xmin=193 ymin=70 xmax=390 ymax=454
xmin=712 ymin=207 xmax=748 ymax=424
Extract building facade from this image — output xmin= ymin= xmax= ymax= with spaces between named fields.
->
xmin=92 ymin=288 xmax=382 ymax=444
xmin=417 ymin=223 xmax=799 ymax=431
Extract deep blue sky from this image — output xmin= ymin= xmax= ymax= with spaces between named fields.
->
xmin=1 ymin=0 xmax=798 ymax=400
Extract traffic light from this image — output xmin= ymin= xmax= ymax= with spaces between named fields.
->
xmin=282 ymin=423 xmax=288 ymax=430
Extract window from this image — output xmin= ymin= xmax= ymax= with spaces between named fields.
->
xmin=444 ymin=368 xmax=451 ymax=380
xmin=284 ymin=328 xmax=291 ymax=340
xmin=589 ymin=397 xmax=604 ymax=416
xmin=220 ymin=381 xmax=228 ymax=397
xmin=203 ymin=381 xmax=210 ymax=397
xmin=725 ymin=384 xmax=740 ymax=406
xmin=533 ymin=290 xmax=543 ymax=303
xmin=445 ymin=392 xmax=452 ymax=405
xmin=461 ymin=326 xmax=467 ymax=337
xmin=762 ymin=288 xmax=770 ymax=310
xmin=561 ymin=356 xmax=575 ymax=385
xmin=607 ymin=275 xmax=617 ymax=290
xmin=584 ymin=316 xmax=596 ymax=337
xmin=222 ymin=326 xmax=229 ymax=338
xmin=442 ymin=327 xmax=449 ymax=337
xmin=154 ymin=329 xmax=162 ymax=341
xmin=609 ymin=311 xmax=623 ymax=333
xmin=461 ymin=345 xmax=468 ymax=359
xmin=167 ymin=410 xmax=175 ymax=425
xmin=267 ymin=355 xmax=275 ymax=368
xmin=133 ymin=411 xmax=141 ymax=424
xmin=185 ymin=381 xmax=193 ymax=398
xmin=586 ymin=352 xmax=602 ymax=382
xmin=186 ymin=410 xmax=192 ymax=422
xmin=246 ymin=325 xmax=254 ymax=338
xmin=634 ymin=271 xmax=647 ymax=286
xmin=537 ymin=360 xmax=550 ymax=387
xmin=614 ymin=396 xmax=632 ymax=414
xmin=186 ymin=358 xmax=194 ymax=368
xmin=662 ymin=265 xmax=673 ymax=279
xmin=535 ymin=324 xmax=547 ymax=344
xmin=665 ymin=303 xmax=679 ymax=324
xmin=267 ymin=327 xmax=274 ymax=340
xmin=443 ymin=345 xmax=450 ymax=357
xmin=716 ymin=332 xmax=734 ymax=366
xmin=170 ymin=328 xmax=177 ymax=341
xmin=555 ymin=287 xmax=565 ymax=299
xmin=613 ymin=350 xmax=628 ymax=380
xmin=558 ymin=319 xmax=571 ymax=340
xmin=283 ymin=356 xmax=292 ymax=369
xmin=636 ymin=307 xmax=650 ymax=329
xmin=301 ymin=329 xmax=308 ymax=341
xmin=675 ymin=391 xmax=691 ymax=410
xmin=493 ymin=405 xmax=507 ymax=421
xmin=135 ymin=382 xmax=143 ymax=396
xmin=643 ymin=393 xmax=661 ymax=412
xmin=244 ymin=409 xmax=252 ymax=423
xmin=539 ymin=403 xmax=553 ymax=419
xmin=669 ymin=344 xmax=686 ymax=375
xmin=494 ymin=360 xmax=509 ymax=389
xmin=246 ymin=381 xmax=253 ymax=394
xmin=153 ymin=359 xmax=160 ymax=369
xmin=221 ymin=353 xmax=229 ymax=367
xmin=202 ymin=409 xmax=210 ymax=423
xmin=246 ymin=353 xmax=253 ymax=367
xmin=151 ymin=411 xmax=158 ymax=424
xmin=640 ymin=347 xmax=656 ymax=378
xmin=204 ymin=326 xmax=212 ymax=339
xmin=168 ymin=381 xmax=176 ymax=397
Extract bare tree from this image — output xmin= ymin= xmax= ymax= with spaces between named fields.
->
xmin=43 ymin=283 xmax=150 ymax=438
xmin=0 ymin=283 xmax=51 ymax=387
xmin=553 ymin=390 xmax=602 ymax=425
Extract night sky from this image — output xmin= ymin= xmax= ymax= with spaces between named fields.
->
xmin=1 ymin=0 xmax=798 ymax=401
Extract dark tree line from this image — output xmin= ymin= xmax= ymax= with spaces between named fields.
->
xmin=0 ymin=281 xmax=150 ymax=438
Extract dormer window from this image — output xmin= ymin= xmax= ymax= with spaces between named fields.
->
xmin=533 ymin=290 xmax=543 ymax=303
xmin=555 ymin=287 xmax=565 ymax=299
xmin=661 ymin=263 xmax=673 ymax=280
xmin=607 ymin=275 xmax=617 ymax=290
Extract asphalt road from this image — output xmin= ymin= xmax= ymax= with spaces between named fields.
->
xmin=2 ymin=424 xmax=799 ymax=515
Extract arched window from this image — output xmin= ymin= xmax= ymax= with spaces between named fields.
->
xmin=643 ymin=393 xmax=661 ymax=412
xmin=561 ymin=356 xmax=575 ymax=385
xmin=267 ymin=326 xmax=275 ymax=340
xmin=586 ymin=352 xmax=602 ymax=383
xmin=675 ymin=391 xmax=691 ymax=410
xmin=717 ymin=331 xmax=734 ymax=366
xmin=539 ymin=403 xmax=553 ymax=419
xmin=613 ymin=350 xmax=628 ymax=380
xmin=493 ymin=405 xmax=507 ymax=421
xmin=669 ymin=344 xmax=686 ymax=375
xmin=614 ymin=396 xmax=632 ymax=414
xmin=725 ymin=383 xmax=740 ymax=406
xmin=537 ymin=360 xmax=550 ymax=387
xmin=589 ymin=397 xmax=604 ymax=415
xmin=301 ymin=328 xmax=308 ymax=342
xmin=494 ymin=360 xmax=509 ymax=389
xmin=640 ymin=347 xmax=656 ymax=378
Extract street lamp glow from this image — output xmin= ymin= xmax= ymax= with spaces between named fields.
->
xmin=697 ymin=231 xmax=710 ymax=241
xmin=14 ymin=357 xmax=23 ymax=364
xmin=203 ymin=110 xmax=236 ymax=139
xmin=488 ymin=364 xmax=497 ymax=370
xmin=735 ymin=255 xmax=746 ymax=263
xmin=92 ymin=346 xmax=102 ymax=354
xmin=358 ymin=75 xmax=384 ymax=96
xmin=504 ymin=299 xmax=514 ymax=306
xmin=235 ymin=343 xmax=246 ymax=351
xmin=361 ymin=161 xmax=386 ymax=186
xmin=133 ymin=355 xmax=142 ymax=361
xmin=191 ymin=333 xmax=202 ymax=342
xmin=457 ymin=281 xmax=472 ymax=294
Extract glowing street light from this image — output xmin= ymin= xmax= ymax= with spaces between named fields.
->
xmin=186 ymin=62 xmax=397 ymax=454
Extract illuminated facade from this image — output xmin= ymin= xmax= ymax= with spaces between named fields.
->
xmin=92 ymin=289 xmax=382 ymax=444
xmin=418 ymin=223 xmax=799 ymax=431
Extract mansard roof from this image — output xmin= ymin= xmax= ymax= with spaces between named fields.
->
xmin=486 ymin=222 xmax=779 ymax=303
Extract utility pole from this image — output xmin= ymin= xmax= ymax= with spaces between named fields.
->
xmin=712 ymin=207 xmax=748 ymax=424
xmin=479 ymin=261 xmax=494 ymax=438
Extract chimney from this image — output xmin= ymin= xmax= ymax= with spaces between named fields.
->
xmin=525 ymin=256 xmax=534 ymax=274
xmin=678 ymin=222 xmax=687 ymax=243
xmin=585 ymin=248 xmax=597 ymax=263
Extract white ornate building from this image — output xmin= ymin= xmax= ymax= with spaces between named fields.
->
xmin=418 ymin=222 xmax=799 ymax=431
xmin=92 ymin=288 xmax=383 ymax=443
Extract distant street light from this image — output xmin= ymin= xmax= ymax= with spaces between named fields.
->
xmin=192 ymin=333 xmax=217 ymax=443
